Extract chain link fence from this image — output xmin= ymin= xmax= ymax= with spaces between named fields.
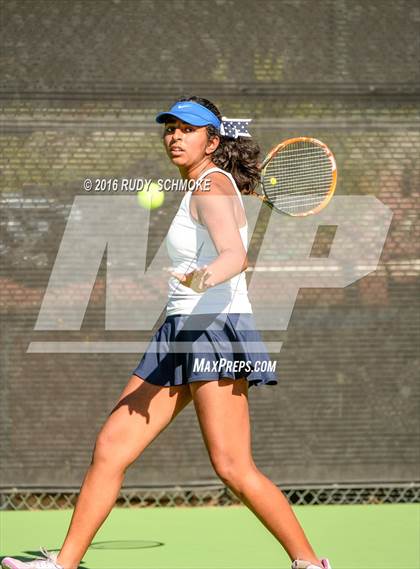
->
xmin=1 ymin=483 xmax=419 ymax=511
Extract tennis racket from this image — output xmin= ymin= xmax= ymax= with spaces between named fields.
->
xmin=252 ymin=137 xmax=337 ymax=216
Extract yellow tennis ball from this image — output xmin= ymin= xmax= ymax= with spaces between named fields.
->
xmin=270 ymin=177 xmax=277 ymax=185
xmin=137 ymin=182 xmax=164 ymax=210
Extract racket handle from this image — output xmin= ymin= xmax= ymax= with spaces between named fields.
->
xmin=250 ymin=191 xmax=268 ymax=204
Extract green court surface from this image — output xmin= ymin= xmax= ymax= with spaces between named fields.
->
xmin=1 ymin=504 xmax=418 ymax=569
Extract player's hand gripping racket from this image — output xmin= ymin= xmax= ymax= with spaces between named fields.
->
xmin=252 ymin=137 xmax=337 ymax=216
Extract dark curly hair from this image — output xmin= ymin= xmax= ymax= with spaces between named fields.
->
xmin=174 ymin=96 xmax=261 ymax=194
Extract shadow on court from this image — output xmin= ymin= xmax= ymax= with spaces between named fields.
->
xmin=0 ymin=542 xmax=164 ymax=567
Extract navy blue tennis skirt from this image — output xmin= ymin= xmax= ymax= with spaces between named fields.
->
xmin=132 ymin=313 xmax=278 ymax=388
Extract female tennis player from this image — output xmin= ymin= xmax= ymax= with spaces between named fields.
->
xmin=2 ymin=97 xmax=331 ymax=569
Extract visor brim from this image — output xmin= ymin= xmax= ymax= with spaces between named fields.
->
xmin=155 ymin=111 xmax=214 ymax=127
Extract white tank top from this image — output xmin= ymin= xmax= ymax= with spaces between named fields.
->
xmin=165 ymin=167 xmax=253 ymax=316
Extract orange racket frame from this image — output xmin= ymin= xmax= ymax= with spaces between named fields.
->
xmin=256 ymin=136 xmax=338 ymax=217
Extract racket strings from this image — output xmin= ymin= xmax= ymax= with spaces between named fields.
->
xmin=269 ymin=147 xmax=329 ymax=155
xmin=267 ymin=167 xmax=332 ymax=181
xmin=268 ymin=190 xmax=333 ymax=205
xmin=262 ymin=140 xmax=334 ymax=215
xmin=267 ymin=156 xmax=333 ymax=166
xmin=265 ymin=172 xmax=333 ymax=183
xmin=278 ymin=197 xmax=332 ymax=209
xmin=265 ymin=159 xmax=332 ymax=177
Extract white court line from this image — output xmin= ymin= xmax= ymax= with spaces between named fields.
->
xmin=27 ymin=341 xmax=283 ymax=354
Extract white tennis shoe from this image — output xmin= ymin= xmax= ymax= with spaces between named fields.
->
xmin=1 ymin=548 xmax=64 ymax=569
xmin=292 ymin=558 xmax=332 ymax=569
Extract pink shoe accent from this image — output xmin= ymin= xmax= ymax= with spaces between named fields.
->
xmin=291 ymin=558 xmax=332 ymax=569
xmin=2 ymin=559 xmax=21 ymax=569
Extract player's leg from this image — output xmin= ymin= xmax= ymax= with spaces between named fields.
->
xmin=55 ymin=375 xmax=192 ymax=569
xmin=189 ymin=378 xmax=323 ymax=567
